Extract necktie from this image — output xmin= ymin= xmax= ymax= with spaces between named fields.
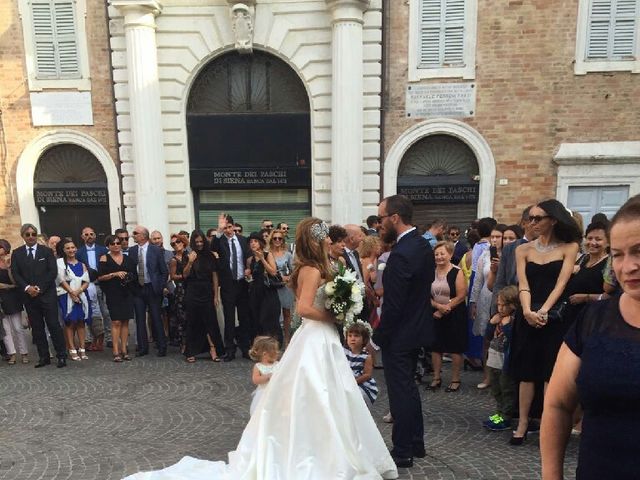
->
xmin=138 ymin=247 xmax=145 ymax=286
xmin=28 ymin=247 xmax=34 ymax=260
xmin=230 ymin=237 xmax=238 ymax=280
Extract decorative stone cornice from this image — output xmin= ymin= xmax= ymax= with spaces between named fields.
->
xmin=110 ymin=0 xmax=163 ymax=16
xmin=326 ymin=0 xmax=370 ymax=22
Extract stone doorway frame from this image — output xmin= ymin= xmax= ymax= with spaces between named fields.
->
xmin=383 ymin=118 xmax=496 ymax=218
xmin=16 ymin=130 xmax=122 ymax=231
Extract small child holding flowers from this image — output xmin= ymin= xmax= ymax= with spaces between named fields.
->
xmin=249 ymin=336 xmax=280 ymax=416
xmin=344 ymin=320 xmax=378 ymax=407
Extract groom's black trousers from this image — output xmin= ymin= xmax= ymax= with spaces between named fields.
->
xmin=382 ymin=346 xmax=424 ymax=458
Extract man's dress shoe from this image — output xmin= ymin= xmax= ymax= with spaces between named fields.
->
xmin=57 ymin=358 xmax=67 ymax=368
xmin=34 ymin=358 xmax=51 ymax=368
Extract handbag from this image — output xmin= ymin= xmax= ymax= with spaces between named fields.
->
xmin=263 ymin=272 xmax=285 ymax=289
xmin=531 ymin=301 xmax=567 ymax=322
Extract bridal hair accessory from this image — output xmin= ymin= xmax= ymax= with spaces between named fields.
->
xmin=310 ymin=221 xmax=329 ymax=242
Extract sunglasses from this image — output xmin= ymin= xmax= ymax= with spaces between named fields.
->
xmin=281 ymin=227 xmax=289 ymax=231
xmin=83 ymin=232 xmax=96 ymax=236
xmin=170 ymin=241 xmax=181 ymax=247
xmin=23 ymin=232 xmax=37 ymax=237
xmin=117 ymin=236 xmax=129 ymax=241
xmin=109 ymin=241 xmax=121 ymax=246
xmin=529 ymin=215 xmax=551 ymax=224
xmin=449 ymin=232 xmax=460 ymax=237
xmin=264 ymin=225 xmax=273 ymax=229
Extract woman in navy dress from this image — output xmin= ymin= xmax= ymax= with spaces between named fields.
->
xmin=509 ymin=199 xmax=582 ymax=445
xmin=542 ymin=195 xmax=640 ymax=480
xmin=56 ymin=239 xmax=91 ymax=361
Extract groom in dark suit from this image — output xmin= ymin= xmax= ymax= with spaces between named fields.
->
xmin=373 ymin=195 xmax=435 ymax=468
xmin=11 ymin=223 xmax=67 ymax=368
xmin=211 ymin=215 xmax=253 ymax=361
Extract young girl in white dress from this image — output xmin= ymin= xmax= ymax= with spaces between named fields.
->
xmin=249 ymin=336 xmax=280 ymax=416
xmin=124 ymin=217 xmax=398 ymax=480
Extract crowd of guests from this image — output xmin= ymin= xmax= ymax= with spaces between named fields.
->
xmin=0 ymin=218 xmax=300 ymax=367
xmin=2 ymin=194 xmax=639 ymax=478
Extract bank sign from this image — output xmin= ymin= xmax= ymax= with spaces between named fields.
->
xmin=34 ymin=187 xmax=108 ymax=206
xmin=398 ymin=184 xmax=479 ymax=204
xmin=190 ymin=167 xmax=310 ymax=189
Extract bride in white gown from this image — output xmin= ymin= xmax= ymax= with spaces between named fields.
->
xmin=125 ymin=218 xmax=398 ymax=480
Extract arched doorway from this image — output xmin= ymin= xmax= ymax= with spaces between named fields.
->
xmin=187 ymin=51 xmax=311 ymax=233
xmin=34 ymin=144 xmax=111 ymax=244
xmin=397 ymin=134 xmax=480 ymax=229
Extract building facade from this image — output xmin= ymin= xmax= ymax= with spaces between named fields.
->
xmin=382 ymin=0 xmax=640 ymax=228
xmin=2 ymin=0 xmax=639 ymax=241
xmin=107 ymin=0 xmax=383 ymax=236
xmin=1 ymin=0 xmax=120 ymax=245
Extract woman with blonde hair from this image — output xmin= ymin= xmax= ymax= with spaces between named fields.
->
xmin=268 ymin=229 xmax=295 ymax=346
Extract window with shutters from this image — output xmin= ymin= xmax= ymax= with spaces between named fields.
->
xmin=19 ymin=0 xmax=91 ymax=90
xmin=575 ymin=0 xmax=640 ymax=74
xmin=408 ymin=0 xmax=477 ymax=81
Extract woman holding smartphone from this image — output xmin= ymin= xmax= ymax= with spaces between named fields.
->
xmin=470 ymin=224 xmax=506 ymax=389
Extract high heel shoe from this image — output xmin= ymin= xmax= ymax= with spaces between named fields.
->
xmin=210 ymin=346 xmax=221 ymax=362
xmin=426 ymin=379 xmax=442 ymax=391
xmin=445 ymin=380 xmax=461 ymax=392
xmin=509 ymin=432 xmax=527 ymax=446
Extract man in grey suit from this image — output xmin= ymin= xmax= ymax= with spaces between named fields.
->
xmin=129 ymin=226 xmax=169 ymax=357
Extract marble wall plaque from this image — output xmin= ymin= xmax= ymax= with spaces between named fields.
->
xmin=30 ymin=91 xmax=94 ymax=126
xmin=406 ymin=83 xmax=476 ymax=119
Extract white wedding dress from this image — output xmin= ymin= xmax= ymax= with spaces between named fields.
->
xmin=124 ymin=286 xmax=398 ymax=480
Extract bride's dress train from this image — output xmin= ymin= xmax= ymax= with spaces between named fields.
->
xmin=125 ymin=289 xmax=398 ymax=480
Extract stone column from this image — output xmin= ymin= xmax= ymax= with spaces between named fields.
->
xmin=327 ymin=0 xmax=369 ymax=225
xmin=111 ymin=0 xmax=169 ymax=235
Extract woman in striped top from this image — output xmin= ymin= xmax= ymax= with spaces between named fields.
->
xmin=344 ymin=321 xmax=378 ymax=407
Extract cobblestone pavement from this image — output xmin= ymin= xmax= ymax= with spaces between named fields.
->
xmin=0 ymin=346 xmax=578 ymax=480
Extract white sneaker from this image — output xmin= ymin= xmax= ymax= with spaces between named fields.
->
xmin=477 ymin=382 xmax=490 ymax=389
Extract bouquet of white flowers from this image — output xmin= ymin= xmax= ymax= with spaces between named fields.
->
xmin=324 ymin=264 xmax=364 ymax=324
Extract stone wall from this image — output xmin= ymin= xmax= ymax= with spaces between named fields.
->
xmin=383 ymin=0 xmax=640 ymax=224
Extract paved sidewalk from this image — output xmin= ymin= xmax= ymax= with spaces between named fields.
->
xmin=0 ymin=347 xmax=578 ymax=479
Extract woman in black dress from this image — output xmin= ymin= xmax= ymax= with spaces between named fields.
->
xmin=563 ymin=221 xmax=609 ymax=325
xmin=542 ymin=195 xmax=640 ymax=480
xmin=183 ymin=230 xmax=224 ymax=363
xmin=98 ymin=235 xmax=137 ymax=362
xmin=169 ymin=233 xmax=189 ymax=352
xmin=510 ymin=199 xmax=582 ymax=445
xmin=246 ymin=230 xmax=282 ymax=346
xmin=428 ymin=241 xmax=468 ymax=393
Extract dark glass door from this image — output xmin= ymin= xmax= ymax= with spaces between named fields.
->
xmin=39 ymin=206 xmax=111 ymax=246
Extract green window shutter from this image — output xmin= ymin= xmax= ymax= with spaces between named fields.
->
xmin=587 ymin=0 xmax=637 ymax=60
xmin=443 ymin=0 xmax=465 ymax=65
xmin=612 ymin=0 xmax=637 ymax=58
xmin=54 ymin=0 xmax=80 ymax=77
xmin=32 ymin=1 xmax=57 ymax=78
xmin=31 ymin=0 xmax=80 ymax=79
xmin=419 ymin=0 xmax=465 ymax=68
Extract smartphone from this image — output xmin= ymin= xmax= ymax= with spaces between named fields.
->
xmin=489 ymin=246 xmax=499 ymax=260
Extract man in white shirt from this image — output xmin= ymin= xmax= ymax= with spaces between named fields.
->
xmin=77 ymin=226 xmax=111 ymax=349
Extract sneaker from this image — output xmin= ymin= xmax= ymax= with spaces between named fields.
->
xmin=483 ymin=415 xmax=511 ymax=431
